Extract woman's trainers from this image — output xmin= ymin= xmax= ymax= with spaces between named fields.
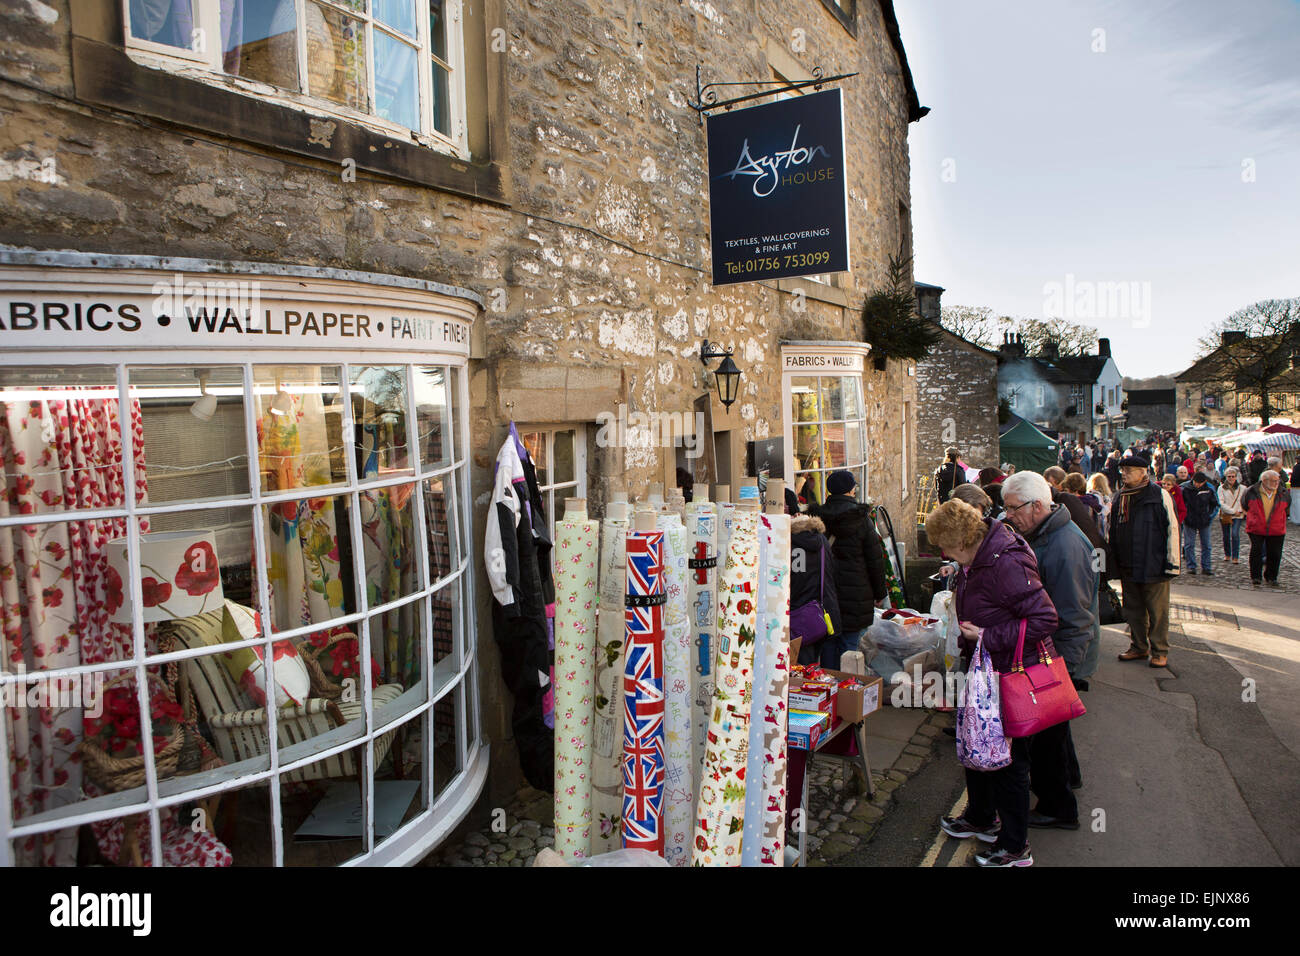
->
xmin=975 ymin=845 xmax=1034 ymax=867
xmin=940 ymin=815 xmax=1000 ymax=843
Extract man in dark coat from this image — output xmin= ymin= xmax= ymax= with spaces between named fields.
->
xmin=813 ymin=470 xmax=888 ymax=661
xmin=1002 ymin=470 xmax=1098 ymax=823
xmin=1247 ymin=451 xmax=1268 ymax=486
xmin=1180 ymin=471 xmax=1219 ymax=574
xmin=789 ymin=514 xmax=843 ymax=667
xmin=1109 ymin=451 xmax=1180 ymax=668
xmin=934 ymin=447 xmax=962 ymax=503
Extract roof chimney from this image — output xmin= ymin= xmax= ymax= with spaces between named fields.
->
xmin=1097 ymin=337 xmax=1110 ymax=357
xmin=1040 ymin=340 xmax=1059 ymax=360
xmin=1221 ymin=330 xmax=1248 ymax=347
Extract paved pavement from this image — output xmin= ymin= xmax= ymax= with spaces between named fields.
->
xmin=1172 ymin=523 xmax=1300 ymax=591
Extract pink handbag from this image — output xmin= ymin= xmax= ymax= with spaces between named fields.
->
xmin=999 ymin=621 xmax=1086 ymax=737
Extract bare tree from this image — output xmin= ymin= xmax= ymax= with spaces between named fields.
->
xmin=1187 ymin=297 xmax=1300 ymax=426
xmin=1015 ymin=317 xmax=1098 ymax=357
xmin=939 ymin=304 xmax=999 ymax=348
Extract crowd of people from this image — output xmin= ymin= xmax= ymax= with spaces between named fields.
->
xmin=915 ymin=431 xmax=1296 ymax=867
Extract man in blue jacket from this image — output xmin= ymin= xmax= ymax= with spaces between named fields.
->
xmin=1001 ymin=470 xmax=1099 ymax=827
xmin=1180 ymin=471 xmax=1219 ymax=575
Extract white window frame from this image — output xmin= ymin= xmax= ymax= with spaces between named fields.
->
xmin=516 ymin=424 xmax=588 ymax=541
xmin=780 ymin=345 xmax=871 ymax=507
xmin=123 ymin=0 xmax=469 ymax=158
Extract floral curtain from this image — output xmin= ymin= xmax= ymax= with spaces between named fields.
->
xmin=1 ymin=390 xmax=145 ymax=866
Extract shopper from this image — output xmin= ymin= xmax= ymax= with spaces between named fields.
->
xmin=1087 ymin=472 xmax=1113 ymax=537
xmin=814 ymin=470 xmax=888 ymax=660
xmin=1110 ymin=452 xmax=1180 ymax=668
xmin=951 ymin=482 xmax=993 ymax=517
xmin=1247 ymin=451 xmax=1268 ymax=486
xmin=1044 ymin=466 xmax=1111 ymax=578
xmin=1180 ymin=471 xmax=1219 ymax=575
xmin=1217 ymin=467 xmax=1246 ymax=564
xmin=934 ymin=447 xmax=962 ymax=503
xmin=926 ymin=499 xmax=1058 ymax=867
xmin=789 ymin=514 xmax=843 ymax=666
xmin=1242 ymin=469 xmax=1290 ymax=587
xmin=1291 ymin=458 xmax=1300 ymax=526
xmin=1002 ymin=471 xmax=1097 ymax=815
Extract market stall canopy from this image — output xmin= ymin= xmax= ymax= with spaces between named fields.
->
xmin=1116 ymin=426 xmax=1148 ymax=448
xmin=1179 ymin=425 xmax=1231 ymax=447
xmin=1213 ymin=430 xmax=1300 ymax=452
xmin=999 ymin=413 xmax=1059 ymax=474
xmin=1262 ymin=423 xmax=1300 ymax=436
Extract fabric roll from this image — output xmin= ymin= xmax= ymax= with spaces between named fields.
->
xmin=740 ymin=521 xmax=772 ymax=866
xmin=659 ymin=515 xmax=694 ymax=866
xmin=622 ymin=529 xmax=667 ymax=855
xmin=692 ymin=509 xmax=760 ymax=866
xmin=717 ymin=502 xmax=737 ymax=571
xmin=591 ymin=508 xmax=629 ymax=854
xmin=685 ymin=501 xmax=718 ymax=784
xmin=552 ymin=511 xmax=599 ymax=860
xmin=756 ymin=513 xmax=791 ymax=865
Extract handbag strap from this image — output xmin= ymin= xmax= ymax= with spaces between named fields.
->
xmin=818 ymin=545 xmax=825 ymax=606
xmin=1012 ymin=619 xmax=1028 ymax=671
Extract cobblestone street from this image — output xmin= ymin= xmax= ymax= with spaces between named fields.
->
xmin=1171 ymin=523 xmax=1300 ymax=592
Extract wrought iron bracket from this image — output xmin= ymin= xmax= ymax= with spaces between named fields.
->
xmin=686 ymin=64 xmax=858 ymax=125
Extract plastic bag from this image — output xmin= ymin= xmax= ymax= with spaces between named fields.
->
xmin=955 ymin=637 xmax=1012 ymax=771
xmin=929 ymin=591 xmax=961 ymax=673
xmin=576 ymin=848 xmax=671 ymax=867
xmin=863 ymin=611 xmax=943 ymax=659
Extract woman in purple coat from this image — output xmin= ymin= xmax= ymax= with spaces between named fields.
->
xmin=924 ymin=499 xmax=1059 ymax=867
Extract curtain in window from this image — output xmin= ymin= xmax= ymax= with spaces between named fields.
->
xmin=1 ymin=390 xmax=146 ymax=866
xmin=129 ymin=0 xmax=195 ymax=46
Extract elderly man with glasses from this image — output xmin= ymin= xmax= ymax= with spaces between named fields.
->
xmin=1002 ymin=471 xmax=1099 ymax=822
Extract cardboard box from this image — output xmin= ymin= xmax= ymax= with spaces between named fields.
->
xmin=816 ymin=670 xmax=884 ymax=723
xmin=788 ymin=686 xmax=832 ymax=714
xmin=787 ymin=709 xmax=830 ymax=750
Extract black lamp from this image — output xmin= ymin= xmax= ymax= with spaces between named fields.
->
xmin=700 ymin=339 xmax=743 ymax=412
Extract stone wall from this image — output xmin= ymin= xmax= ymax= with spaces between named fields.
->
xmin=0 ymin=0 xmax=921 ymax=807
xmin=916 ymin=331 xmax=999 ymax=483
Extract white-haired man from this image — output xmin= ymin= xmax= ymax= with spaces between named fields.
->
xmin=1002 ymin=471 xmax=1098 ymax=825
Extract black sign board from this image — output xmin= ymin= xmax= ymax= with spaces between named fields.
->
xmin=706 ymin=88 xmax=850 ymax=286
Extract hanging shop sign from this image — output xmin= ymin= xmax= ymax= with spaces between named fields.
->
xmin=706 ymin=88 xmax=850 ymax=286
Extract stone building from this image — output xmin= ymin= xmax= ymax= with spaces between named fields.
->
xmin=997 ymin=335 xmax=1125 ymax=442
xmin=0 ymin=0 xmax=925 ymax=866
xmin=1123 ymin=389 xmax=1175 ymax=433
xmin=1175 ymin=330 xmax=1300 ymax=431
xmin=914 ymin=282 xmax=1000 ymax=481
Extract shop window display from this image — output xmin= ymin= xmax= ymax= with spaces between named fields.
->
xmin=1 ymin=361 xmax=472 ymax=867
xmin=790 ymin=374 xmax=868 ymax=506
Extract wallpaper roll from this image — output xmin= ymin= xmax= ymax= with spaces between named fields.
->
xmin=622 ymin=529 xmax=667 ymax=855
xmin=755 ymin=513 xmax=792 ymax=866
xmin=716 ymin=502 xmax=737 ymax=572
xmin=591 ymin=506 xmax=629 ymax=854
xmin=660 ymin=515 xmax=694 ymax=866
xmin=552 ymin=510 xmax=599 ymax=860
xmin=685 ymin=501 xmax=718 ymax=784
xmin=692 ymin=509 xmax=760 ymax=866
xmin=740 ymin=521 xmax=772 ymax=866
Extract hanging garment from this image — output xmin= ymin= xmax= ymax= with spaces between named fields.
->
xmin=591 ymin=504 xmax=629 ymax=853
xmin=485 ymin=423 xmax=556 ymax=791
xmin=685 ymin=500 xmax=718 ymax=787
xmin=552 ymin=507 xmax=599 ymax=860
xmin=660 ymin=514 xmax=694 ymax=866
xmin=622 ymin=529 xmax=667 ymax=855
xmin=692 ymin=509 xmax=760 ymax=866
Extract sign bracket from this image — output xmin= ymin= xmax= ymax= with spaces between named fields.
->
xmin=687 ymin=64 xmax=858 ymax=125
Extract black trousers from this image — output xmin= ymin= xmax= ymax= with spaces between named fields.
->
xmin=1247 ymin=533 xmax=1285 ymax=583
xmin=1029 ymin=721 xmax=1079 ymax=821
xmin=963 ymin=736 xmax=1032 ymax=852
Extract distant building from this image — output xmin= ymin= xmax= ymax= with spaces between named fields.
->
xmin=1124 ymin=389 xmax=1176 ymax=432
xmin=996 ymin=336 xmax=1125 ymax=442
xmin=1174 ymin=330 xmax=1300 ymax=431
xmin=914 ymin=282 xmax=1000 ymax=478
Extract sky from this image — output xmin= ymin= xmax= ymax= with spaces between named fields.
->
xmin=893 ymin=0 xmax=1300 ymax=377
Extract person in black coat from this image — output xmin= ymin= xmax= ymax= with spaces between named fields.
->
xmin=934 ymin=447 xmax=962 ymax=503
xmin=1247 ymin=451 xmax=1268 ymax=486
xmin=790 ymin=514 xmax=843 ymax=667
xmin=813 ymin=470 xmax=888 ymax=662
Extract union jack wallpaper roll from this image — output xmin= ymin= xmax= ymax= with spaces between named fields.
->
xmin=622 ymin=529 xmax=667 ymax=855
xmin=692 ymin=510 xmax=759 ymax=866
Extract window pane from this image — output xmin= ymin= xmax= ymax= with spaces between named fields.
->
xmin=224 ymin=0 xmax=300 ymax=89
xmin=132 ymin=366 xmax=250 ymax=506
xmin=448 ymin=367 xmax=462 ymax=457
xmin=553 ymin=429 xmax=575 ymax=485
xmin=428 ymin=0 xmax=448 ymax=61
xmin=823 ymin=421 xmax=847 ymax=468
xmin=820 ymin=377 xmax=845 ymax=420
xmin=373 ymin=712 xmax=426 ymax=851
xmin=280 ymin=742 xmax=368 ymax=865
xmin=182 ymin=778 xmax=273 ymax=867
xmin=520 ymin=431 xmax=549 ymax=487
xmin=350 ymin=366 xmax=413 ymax=476
xmin=370 ymin=597 xmax=422 ymax=691
xmin=255 ymin=366 xmax=345 ymax=492
xmin=373 ymin=31 xmax=421 ymax=131
xmin=842 ymin=376 xmax=864 ymax=420
xmin=375 ymin=0 xmax=417 ymax=38
xmin=790 ymin=376 xmax=819 ymax=423
xmin=129 ymin=0 xmax=195 ymax=50
xmin=261 ymin=492 xmax=356 ymax=633
xmin=413 ymin=365 xmax=450 ymax=470
xmin=430 ymin=583 xmax=455 ymax=675
xmin=794 ymin=424 xmax=822 ymax=471
xmin=1 ymin=366 xmax=125 ymax=516
xmin=431 ymin=62 xmax=451 ymax=136
xmin=423 ymin=475 xmax=456 ymax=583
xmin=359 ymin=481 xmax=419 ymax=603
xmin=844 ymin=422 xmax=865 ymax=467
xmin=432 ymin=684 xmax=461 ymax=800
xmin=306 ymin=2 xmax=369 ymax=112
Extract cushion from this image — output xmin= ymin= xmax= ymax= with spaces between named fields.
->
xmin=220 ymin=601 xmax=311 ymax=708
